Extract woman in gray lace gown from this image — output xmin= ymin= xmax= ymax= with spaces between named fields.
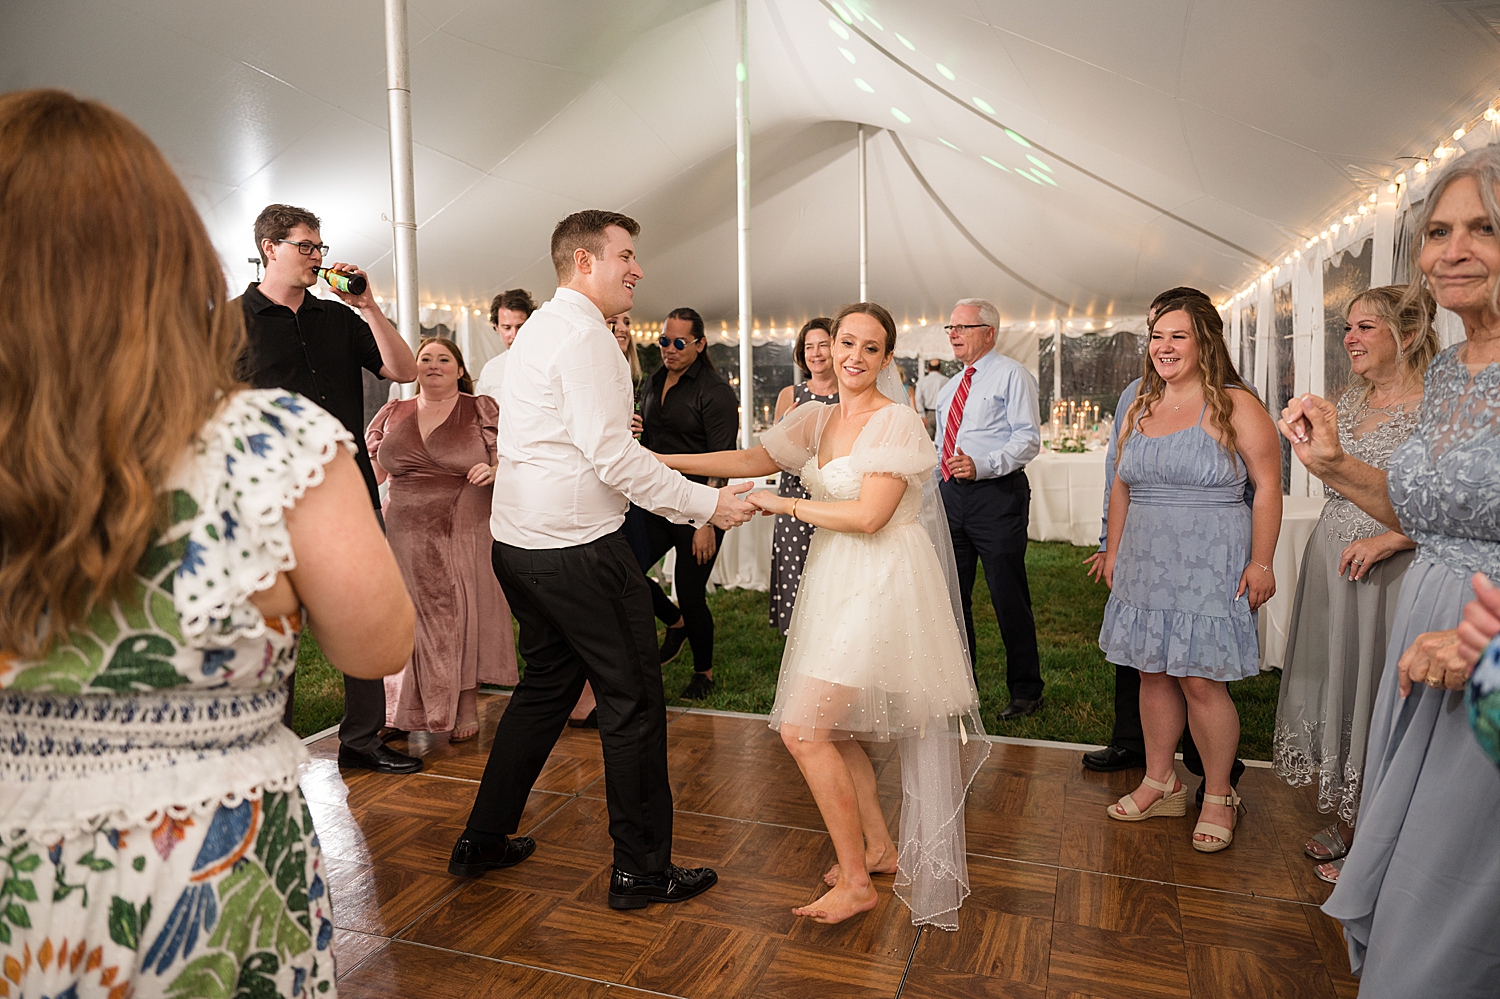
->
xmin=1272 ymin=287 xmax=1438 ymax=884
xmin=1281 ymin=148 xmax=1500 ymax=997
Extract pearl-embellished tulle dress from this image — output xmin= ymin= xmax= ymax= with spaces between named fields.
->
xmin=762 ymin=402 xmax=983 ymax=743
xmin=760 ymin=400 xmax=989 ymax=931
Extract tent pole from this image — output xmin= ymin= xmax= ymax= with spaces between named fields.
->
xmin=735 ymin=0 xmax=753 ymax=446
xmin=384 ymin=0 xmax=420 ymax=399
xmin=858 ymin=123 xmax=868 ymax=301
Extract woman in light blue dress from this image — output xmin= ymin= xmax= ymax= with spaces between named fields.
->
xmin=1282 ymin=147 xmax=1500 ymax=997
xmin=1100 ymin=297 xmax=1282 ymax=853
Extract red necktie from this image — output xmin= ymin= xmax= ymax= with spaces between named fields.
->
xmin=941 ymin=366 xmax=976 ymax=481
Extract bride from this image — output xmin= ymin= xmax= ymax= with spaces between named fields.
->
xmin=658 ymin=303 xmax=988 ymax=928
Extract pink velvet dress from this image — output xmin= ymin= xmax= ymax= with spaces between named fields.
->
xmin=367 ymin=393 xmax=518 ymax=732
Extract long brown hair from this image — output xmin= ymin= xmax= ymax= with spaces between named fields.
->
xmin=1120 ymin=296 xmax=1255 ymax=467
xmin=415 ymin=337 xmax=474 ymax=394
xmin=0 ymin=90 xmax=244 ymax=656
xmin=1346 ymin=284 xmax=1439 ymax=404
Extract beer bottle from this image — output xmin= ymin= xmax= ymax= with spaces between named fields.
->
xmin=319 ymin=267 xmax=367 ymax=296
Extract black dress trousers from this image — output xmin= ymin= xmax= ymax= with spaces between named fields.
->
xmin=939 ymin=470 xmax=1044 ymax=702
xmin=466 ymin=530 xmax=674 ymax=875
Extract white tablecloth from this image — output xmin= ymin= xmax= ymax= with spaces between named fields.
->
xmin=1025 ymin=450 xmax=1108 ymax=547
xmin=1258 ymin=495 xmax=1326 ymax=672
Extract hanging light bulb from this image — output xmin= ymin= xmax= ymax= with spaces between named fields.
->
xmin=1394 ymin=172 xmax=1406 ymax=185
xmin=1454 ymin=127 xmax=1466 ymax=140
xmin=1415 ymin=160 xmax=1429 ymax=174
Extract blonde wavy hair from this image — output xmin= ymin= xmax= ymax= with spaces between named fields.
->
xmin=1120 ymin=296 xmax=1257 ymax=468
xmin=1345 ymin=284 xmax=1439 ymax=405
xmin=0 ymin=90 xmax=244 ymax=655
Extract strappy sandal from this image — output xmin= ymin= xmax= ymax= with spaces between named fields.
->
xmin=1192 ymin=790 xmax=1245 ymax=853
xmin=1106 ymin=773 xmax=1187 ymax=822
xmin=1304 ymin=823 xmax=1348 ymax=862
xmin=1314 ymin=858 xmax=1343 ymax=884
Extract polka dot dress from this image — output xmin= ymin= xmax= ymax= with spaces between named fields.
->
xmin=769 ymin=384 xmax=837 ymax=634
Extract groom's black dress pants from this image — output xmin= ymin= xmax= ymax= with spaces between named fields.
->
xmin=465 ymin=530 xmax=674 ymax=875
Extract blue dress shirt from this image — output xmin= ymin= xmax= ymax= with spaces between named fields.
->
xmin=934 ymin=350 xmax=1041 ymax=479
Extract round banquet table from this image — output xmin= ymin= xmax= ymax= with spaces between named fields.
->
xmin=1257 ymin=494 xmax=1327 ymax=672
xmin=1025 ymin=449 xmax=1108 ymax=547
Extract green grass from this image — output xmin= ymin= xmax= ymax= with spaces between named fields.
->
xmin=289 ymin=540 xmax=1282 ymax=759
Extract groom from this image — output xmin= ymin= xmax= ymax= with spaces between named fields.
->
xmin=448 ymin=210 xmax=756 ymax=910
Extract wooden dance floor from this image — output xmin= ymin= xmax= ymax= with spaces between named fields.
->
xmin=303 ymin=694 xmax=1359 ymax=998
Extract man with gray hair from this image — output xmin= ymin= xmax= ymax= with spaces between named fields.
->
xmin=934 ymin=297 xmax=1045 ymax=719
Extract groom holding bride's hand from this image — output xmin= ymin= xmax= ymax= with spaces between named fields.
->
xmin=448 ymin=210 xmax=755 ymax=910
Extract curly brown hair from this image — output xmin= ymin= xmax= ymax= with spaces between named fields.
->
xmin=253 ymin=203 xmax=321 ymax=266
xmin=1120 ymin=296 xmax=1257 ymax=468
xmin=488 ymin=288 xmax=537 ymax=327
xmin=0 ymin=90 xmax=245 ymax=655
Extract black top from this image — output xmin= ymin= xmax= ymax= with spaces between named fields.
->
xmin=638 ymin=354 xmax=739 ymax=484
xmin=233 ymin=283 xmax=386 ymax=506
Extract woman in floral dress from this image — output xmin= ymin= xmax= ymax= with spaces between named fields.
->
xmin=0 ymin=90 xmax=413 ymax=998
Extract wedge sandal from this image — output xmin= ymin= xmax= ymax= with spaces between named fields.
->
xmin=1192 ymin=790 xmax=1246 ymax=853
xmin=1106 ymin=773 xmax=1187 ymax=822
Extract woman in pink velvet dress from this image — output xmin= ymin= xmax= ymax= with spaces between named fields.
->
xmin=368 ymin=336 xmax=518 ymax=740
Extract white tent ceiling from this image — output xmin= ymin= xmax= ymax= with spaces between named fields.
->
xmin=4 ymin=0 xmax=1499 ymax=328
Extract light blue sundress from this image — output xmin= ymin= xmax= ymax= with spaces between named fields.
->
xmin=1098 ymin=403 xmax=1260 ymax=681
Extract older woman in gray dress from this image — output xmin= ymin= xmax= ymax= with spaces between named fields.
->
xmin=1272 ymin=286 xmax=1438 ymax=884
xmin=1281 ymin=146 xmax=1500 ymax=997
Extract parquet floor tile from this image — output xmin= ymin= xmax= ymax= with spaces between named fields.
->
xmin=304 ymin=700 xmax=1358 ymax=999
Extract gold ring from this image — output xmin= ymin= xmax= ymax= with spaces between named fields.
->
xmin=1425 ymin=675 xmax=1443 ymax=688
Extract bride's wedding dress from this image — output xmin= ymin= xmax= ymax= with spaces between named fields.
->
xmin=760 ymin=399 xmax=989 ymax=929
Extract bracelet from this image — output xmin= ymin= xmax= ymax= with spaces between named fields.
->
xmin=791 ymin=499 xmax=800 ymax=521
xmin=1249 ymin=559 xmax=1271 ymax=573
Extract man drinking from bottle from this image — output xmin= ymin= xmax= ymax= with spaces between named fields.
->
xmin=233 ymin=203 xmax=421 ymax=775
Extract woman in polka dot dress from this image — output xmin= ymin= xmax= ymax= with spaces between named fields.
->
xmin=768 ymin=319 xmax=837 ymax=633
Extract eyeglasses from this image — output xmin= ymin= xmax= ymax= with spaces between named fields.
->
xmin=943 ymin=324 xmax=993 ymax=333
xmin=659 ymin=336 xmax=702 ymax=350
xmin=277 ymin=239 xmax=329 ymax=257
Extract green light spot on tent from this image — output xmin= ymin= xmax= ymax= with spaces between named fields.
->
xmin=1005 ymin=128 xmax=1032 ymax=147
xmin=736 ymin=63 xmax=746 ymax=83
xmin=1034 ymin=170 xmax=1058 ymax=186
xmin=828 ymin=18 xmax=849 ymax=40
xmin=866 ymin=13 xmax=883 ymax=29
xmin=890 ymin=107 xmax=911 ymax=124
xmin=939 ymin=137 xmax=961 ymax=151
xmin=839 ymin=47 xmax=856 ymax=63
xmin=1020 ymin=170 xmax=1043 ymax=184
xmin=1027 ymin=154 xmax=1052 ymax=173
xmin=854 ymin=78 xmax=874 ymax=93
xmin=895 ymin=33 xmax=915 ymax=50
xmin=973 ymin=97 xmax=996 ymax=115
xmin=936 ymin=63 xmax=955 ymax=81
xmin=981 ymin=156 xmax=1008 ymax=171
xmin=830 ymin=1 xmax=853 ymax=24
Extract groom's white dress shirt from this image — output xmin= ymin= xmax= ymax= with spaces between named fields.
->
xmin=490 ymin=286 xmax=719 ymax=549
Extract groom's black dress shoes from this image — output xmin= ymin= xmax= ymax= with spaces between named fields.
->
xmin=998 ymin=697 xmax=1043 ymax=720
xmin=1082 ymin=744 xmax=1146 ymax=772
xmin=338 ymin=744 xmax=423 ymax=775
xmin=448 ymin=832 xmax=536 ymax=877
xmin=608 ymin=864 xmax=718 ymax=910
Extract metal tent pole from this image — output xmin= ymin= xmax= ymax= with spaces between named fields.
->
xmin=735 ymin=0 xmax=753 ymax=446
xmin=384 ymin=0 xmax=421 ymax=398
xmin=858 ymin=123 xmax=868 ymax=301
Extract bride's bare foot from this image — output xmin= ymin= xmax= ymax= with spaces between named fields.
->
xmin=793 ymin=881 xmax=878 ymax=924
xmin=824 ymin=842 xmax=898 ymax=886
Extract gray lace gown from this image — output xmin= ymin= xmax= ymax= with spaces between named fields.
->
xmin=769 ymin=382 xmax=837 ymax=633
xmin=1323 ymin=347 xmax=1500 ymax=996
xmin=1272 ymin=391 xmax=1419 ymax=822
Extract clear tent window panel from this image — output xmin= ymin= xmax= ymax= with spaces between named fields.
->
xmin=1059 ymin=331 xmax=1146 ymax=420
xmin=1273 ymin=283 xmax=1295 ymax=494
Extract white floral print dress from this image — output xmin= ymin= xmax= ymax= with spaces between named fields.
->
xmin=0 ymin=390 xmax=352 ymax=999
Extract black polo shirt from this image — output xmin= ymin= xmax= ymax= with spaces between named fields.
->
xmin=638 ymin=353 xmax=740 ymax=484
xmin=233 ymin=283 xmax=386 ymax=506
